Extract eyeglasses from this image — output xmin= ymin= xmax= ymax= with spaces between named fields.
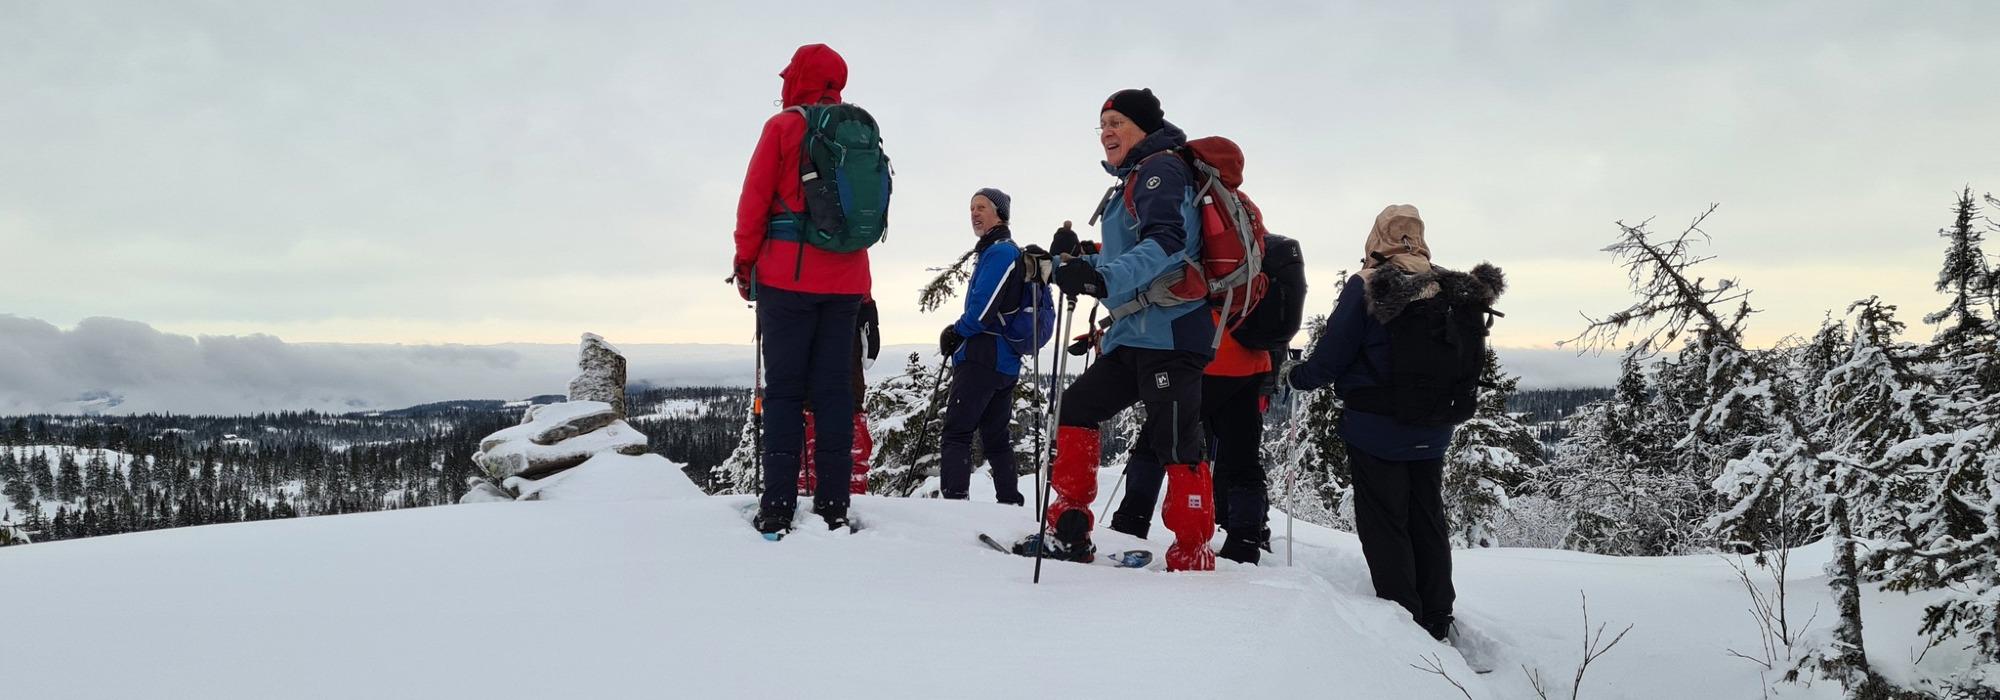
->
xmin=1095 ymin=118 xmax=1130 ymax=133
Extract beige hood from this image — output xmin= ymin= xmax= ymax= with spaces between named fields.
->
xmin=1361 ymin=204 xmax=1431 ymax=275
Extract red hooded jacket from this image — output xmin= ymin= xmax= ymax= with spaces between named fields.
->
xmin=732 ymin=44 xmax=872 ymax=296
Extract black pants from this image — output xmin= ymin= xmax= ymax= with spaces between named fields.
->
xmin=1111 ymin=373 xmax=1266 ymax=538
xmin=757 ymin=286 xmax=862 ymax=513
xmin=1058 ymin=347 xmax=1205 ymax=463
xmin=1347 ymin=445 xmax=1454 ymax=632
xmin=939 ymin=362 xmax=1022 ymax=503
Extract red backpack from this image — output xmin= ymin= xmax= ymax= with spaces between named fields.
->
xmin=1094 ymin=136 xmax=1269 ymax=348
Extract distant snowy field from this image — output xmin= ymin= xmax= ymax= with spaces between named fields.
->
xmin=0 ymin=316 xmax=1616 ymax=415
xmin=0 ymin=463 xmax=1962 ymax=699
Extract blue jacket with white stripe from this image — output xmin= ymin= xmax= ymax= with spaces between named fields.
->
xmin=952 ymin=226 xmax=1026 ymax=377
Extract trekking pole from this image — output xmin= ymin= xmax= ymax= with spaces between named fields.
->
xmin=1028 ymin=293 xmax=1045 ymax=513
xmin=1283 ymin=347 xmax=1302 ymax=567
xmin=919 ymin=354 xmax=953 ymax=492
xmin=1034 ymin=293 xmax=1078 ymax=584
xmin=754 ymin=310 xmax=764 ymax=496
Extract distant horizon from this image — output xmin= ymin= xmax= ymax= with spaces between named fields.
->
xmin=0 ymin=313 xmax=1622 ymax=416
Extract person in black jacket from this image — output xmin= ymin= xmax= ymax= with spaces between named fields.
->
xmin=1282 ymin=205 xmax=1503 ymax=640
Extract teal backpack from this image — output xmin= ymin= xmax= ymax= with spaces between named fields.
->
xmin=771 ymin=103 xmax=892 ymax=255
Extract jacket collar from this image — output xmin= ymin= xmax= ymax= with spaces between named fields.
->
xmin=1102 ymin=121 xmax=1187 ymax=177
xmin=974 ymin=225 xmax=1012 ymax=253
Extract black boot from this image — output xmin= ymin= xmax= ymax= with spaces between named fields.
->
xmin=1107 ymin=511 xmax=1151 ymax=539
xmin=752 ymin=506 xmax=794 ymax=537
xmin=813 ymin=503 xmax=852 ymax=531
xmin=1218 ymin=533 xmax=1262 ymax=565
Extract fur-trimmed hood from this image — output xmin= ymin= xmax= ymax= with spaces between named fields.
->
xmin=1364 ymin=262 xmax=1506 ymax=323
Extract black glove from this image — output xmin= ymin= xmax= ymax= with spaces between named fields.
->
xmin=1077 ymin=240 xmax=1101 ymax=255
xmin=1066 ymin=329 xmax=1099 ymax=356
xmin=1051 ymin=225 xmax=1079 ymax=257
xmin=1019 ymin=244 xmax=1054 ymax=283
xmin=939 ymin=326 xmax=965 ymax=357
xmin=1052 ymin=258 xmax=1107 ymax=298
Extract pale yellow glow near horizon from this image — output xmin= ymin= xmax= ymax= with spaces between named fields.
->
xmin=143 ymin=254 xmax=1948 ymax=351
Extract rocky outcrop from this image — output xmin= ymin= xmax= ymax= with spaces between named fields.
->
xmin=461 ymin=334 xmax=689 ymax=503
xmin=472 ymin=400 xmax=649 ymax=481
xmin=567 ymin=333 xmax=628 ymax=418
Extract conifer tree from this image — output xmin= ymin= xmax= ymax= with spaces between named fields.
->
xmin=1441 ymin=349 xmax=1540 ymax=547
xmin=1927 ymin=187 xmax=1992 ymax=345
xmin=865 ymin=353 xmax=953 ymax=496
xmin=55 ymin=452 xmax=82 ymax=502
xmin=1572 ymin=207 xmax=1909 ymax=697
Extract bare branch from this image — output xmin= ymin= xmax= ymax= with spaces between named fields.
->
xmin=1571 ymin=591 xmax=1635 ymax=699
xmin=1409 ymin=653 xmax=1475 ymax=700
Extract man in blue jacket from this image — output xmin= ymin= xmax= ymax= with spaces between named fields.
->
xmin=1025 ymin=89 xmax=1218 ymax=572
xmin=937 ymin=188 xmax=1028 ymax=504
xmin=1282 ymin=204 xmax=1504 ymax=640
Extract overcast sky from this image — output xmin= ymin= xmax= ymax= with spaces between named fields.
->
xmin=3 ymin=2 xmax=1997 ymax=357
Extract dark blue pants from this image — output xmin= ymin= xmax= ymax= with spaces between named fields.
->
xmin=758 ymin=286 xmax=862 ymax=512
xmin=938 ymin=361 xmax=1022 ymax=503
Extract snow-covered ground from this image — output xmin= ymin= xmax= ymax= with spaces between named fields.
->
xmin=0 ymin=464 xmax=1964 ymax=699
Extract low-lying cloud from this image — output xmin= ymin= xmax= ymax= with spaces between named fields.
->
xmin=0 ymin=316 xmax=1617 ymax=415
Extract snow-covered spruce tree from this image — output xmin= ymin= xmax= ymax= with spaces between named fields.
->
xmin=1541 ymin=343 xmax=1732 ymax=556
xmin=1269 ymin=314 xmax=1354 ymax=529
xmin=1569 ymin=206 xmax=1916 ymax=698
xmin=1866 ymin=312 xmax=2000 ymax=691
xmin=1007 ymin=374 xmax=1050 ymax=485
xmin=865 ymin=352 xmax=952 ymax=496
xmin=1856 ymin=190 xmax=2000 ymax=697
xmin=1926 ymin=187 xmax=1993 ymax=346
xmin=1441 ymin=348 xmax=1540 ymax=548
xmin=708 ymin=392 xmax=762 ymax=495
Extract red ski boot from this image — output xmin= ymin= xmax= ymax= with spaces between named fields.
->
xmin=797 ymin=410 xmax=818 ymax=495
xmin=1162 ymin=462 xmax=1216 ymax=572
xmin=849 ymin=411 xmax=871 ymax=495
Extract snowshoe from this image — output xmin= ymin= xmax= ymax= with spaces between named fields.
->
xmin=1008 ymin=532 xmax=1095 ymax=563
xmin=752 ymin=506 xmax=794 ymax=541
xmin=1097 ymin=549 xmax=1153 ymax=569
xmin=990 ymin=533 xmax=1149 ymax=569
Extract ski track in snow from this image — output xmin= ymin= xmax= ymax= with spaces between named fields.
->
xmin=0 ymin=468 xmax=1964 ymax=699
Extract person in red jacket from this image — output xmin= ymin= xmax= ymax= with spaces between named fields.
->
xmin=733 ymin=44 xmax=872 ymax=536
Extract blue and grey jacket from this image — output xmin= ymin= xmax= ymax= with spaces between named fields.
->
xmin=952 ymin=226 xmax=1027 ymax=376
xmin=1087 ymin=123 xmax=1215 ymax=357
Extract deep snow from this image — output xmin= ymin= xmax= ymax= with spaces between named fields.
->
xmin=0 ymin=463 xmax=1966 ymax=699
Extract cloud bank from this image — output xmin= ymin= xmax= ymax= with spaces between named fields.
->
xmin=0 ymin=316 xmax=1616 ymax=415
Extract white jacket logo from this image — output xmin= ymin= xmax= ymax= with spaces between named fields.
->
xmin=1145 ymin=176 xmax=1161 ymax=190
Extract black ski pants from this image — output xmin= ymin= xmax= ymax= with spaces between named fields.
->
xmin=939 ymin=361 xmax=1022 ymax=503
xmin=1058 ymin=347 xmax=1205 ymax=464
xmin=1347 ymin=445 xmax=1455 ymax=632
xmin=1111 ymin=373 xmax=1267 ymax=538
xmin=757 ymin=286 xmax=861 ymax=513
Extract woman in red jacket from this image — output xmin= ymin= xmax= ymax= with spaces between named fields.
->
xmin=732 ymin=44 xmax=872 ymax=537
